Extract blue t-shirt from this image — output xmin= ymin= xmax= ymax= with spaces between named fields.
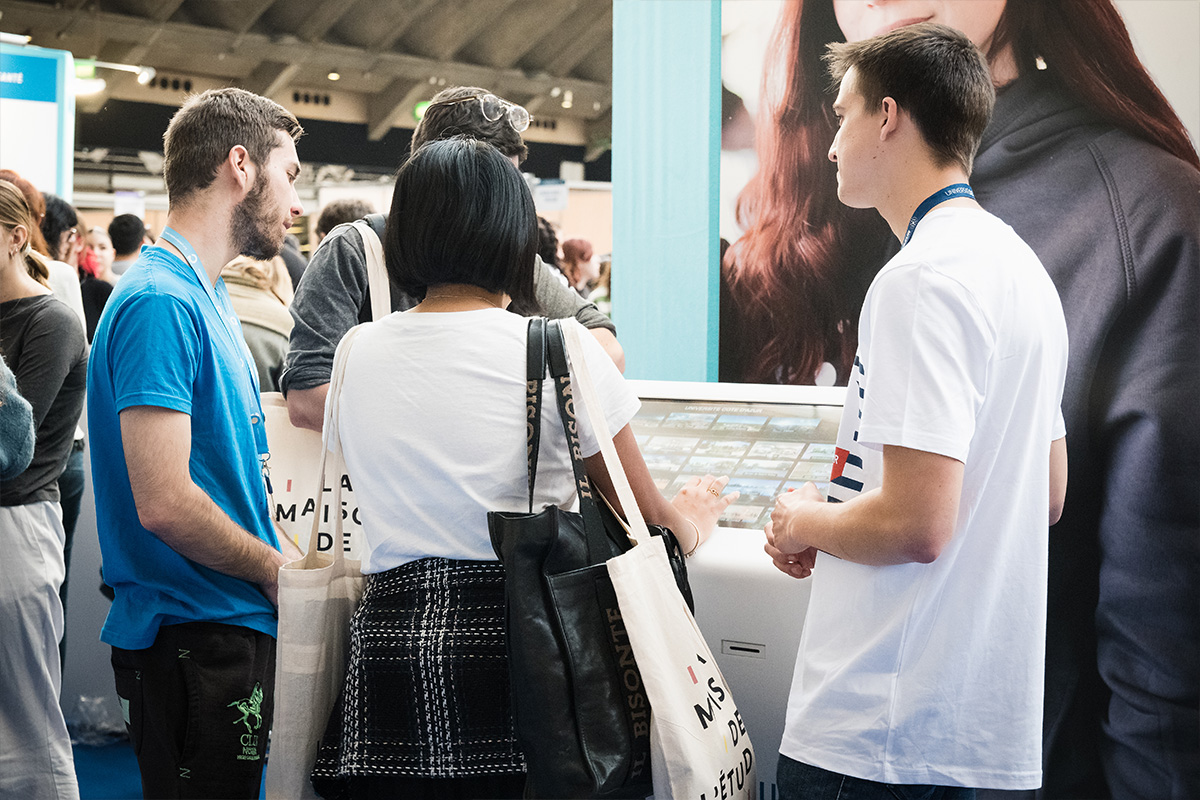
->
xmin=88 ymin=245 xmax=280 ymax=650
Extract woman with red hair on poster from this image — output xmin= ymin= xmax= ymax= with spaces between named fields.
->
xmin=723 ymin=1 xmax=1199 ymax=797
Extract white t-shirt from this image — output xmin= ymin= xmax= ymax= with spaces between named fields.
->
xmin=45 ymin=259 xmax=86 ymax=332
xmin=336 ymin=310 xmax=639 ymax=574
xmin=780 ymin=208 xmax=1069 ymax=790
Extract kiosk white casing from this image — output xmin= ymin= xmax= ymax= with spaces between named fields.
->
xmin=627 ymin=380 xmax=845 ymax=798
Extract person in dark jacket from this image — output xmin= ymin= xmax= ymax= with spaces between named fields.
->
xmin=723 ymin=1 xmax=1199 ymax=797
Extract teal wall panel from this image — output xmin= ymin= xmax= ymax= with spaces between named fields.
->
xmin=612 ymin=0 xmax=720 ymax=381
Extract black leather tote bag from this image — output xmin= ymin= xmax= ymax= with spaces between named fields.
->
xmin=488 ymin=318 xmax=691 ymax=799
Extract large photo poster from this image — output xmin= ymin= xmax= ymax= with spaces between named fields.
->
xmin=712 ymin=6 xmax=1200 ymax=796
xmin=717 ymin=0 xmax=1199 ymax=388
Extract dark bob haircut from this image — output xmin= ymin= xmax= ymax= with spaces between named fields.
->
xmin=385 ymin=137 xmax=538 ymax=308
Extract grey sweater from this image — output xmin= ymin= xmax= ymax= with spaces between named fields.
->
xmin=281 ymin=221 xmax=615 ymax=394
xmin=973 ymin=73 xmax=1200 ymax=799
xmin=0 ymin=295 xmax=87 ymax=505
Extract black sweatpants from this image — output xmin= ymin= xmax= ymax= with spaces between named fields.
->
xmin=112 ymin=621 xmax=276 ymax=800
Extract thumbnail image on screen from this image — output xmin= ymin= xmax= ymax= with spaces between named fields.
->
xmin=631 ymin=399 xmax=841 ymax=530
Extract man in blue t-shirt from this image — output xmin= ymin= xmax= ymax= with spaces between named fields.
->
xmin=88 ymin=87 xmax=305 ymax=799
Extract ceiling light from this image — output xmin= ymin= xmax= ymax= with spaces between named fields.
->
xmin=327 ymin=72 xmax=340 ymax=81
xmin=78 ymin=58 xmax=159 ymax=86
xmin=561 ymin=89 xmax=573 ymax=110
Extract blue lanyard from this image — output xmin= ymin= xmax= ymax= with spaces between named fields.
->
xmin=156 ymin=228 xmax=270 ymax=467
xmin=902 ymin=183 xmax=974 ymax=247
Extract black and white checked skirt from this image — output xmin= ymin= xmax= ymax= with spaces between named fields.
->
xmin=310 ymin=557 xmax=524 ymax=787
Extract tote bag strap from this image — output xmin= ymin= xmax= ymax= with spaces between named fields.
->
xmin=560 ymin=321 xmax=653 ymax=547
xmin=301 ymin=323 xmax=365 ymax=567
xmin=525 ymin=318 xmax=548 ymax=513
xmin=350 ymin=219 xmax=390 ymax=322
xmin=546 ymin=320 xmax=617 ymax=562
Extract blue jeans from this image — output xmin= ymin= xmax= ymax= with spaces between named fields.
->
xmin=778 ymin=754 xmax=977 ymax=800
xmin=57 ymin=441 xmax=85 ymax=667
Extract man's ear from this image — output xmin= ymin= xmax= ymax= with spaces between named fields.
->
xmin=879 ymin=96 xmax=901 ymax=141
xmin=226 ymin=145 xmax=253 ymax=193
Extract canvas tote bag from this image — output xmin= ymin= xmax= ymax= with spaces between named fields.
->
xmin=261 ymin=218 xmax=388 ymax=558
xmin=265 ymin=325 xmax=366 ymax=800
xmin=562 ymin=323 xmax=757 ymax=800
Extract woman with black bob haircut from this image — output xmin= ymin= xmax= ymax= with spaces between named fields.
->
xmin=311 ymin=138 xmax=735 ymax=798
xmin=386 ymin=136 xmax=539 ymax=312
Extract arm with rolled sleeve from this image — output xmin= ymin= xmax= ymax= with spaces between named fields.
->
xmin=767 ymin=265 xmax=988 ymax=567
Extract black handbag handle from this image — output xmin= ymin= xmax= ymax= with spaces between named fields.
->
xmin=523 ymin=318 xmax=611 ymax=563
xmin=525 ymin=318 xmax=546 ymax=513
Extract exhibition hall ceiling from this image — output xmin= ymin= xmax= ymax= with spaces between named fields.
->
xmin=0 ymin=0 xmax=613 ymax=145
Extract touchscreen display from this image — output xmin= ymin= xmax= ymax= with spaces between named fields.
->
xmin=631 ymin=399 xmax=842 ymax=530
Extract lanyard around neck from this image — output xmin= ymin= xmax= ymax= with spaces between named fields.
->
xmin=902 ymin=183 xmax=974 ymax=247
xmin=157 ymin=227 xmax=247 ymax=363
xmin=155 ymin=227 xmax=268 ymax=453
xmin=158 ymin=226 xmax=217 ymax=304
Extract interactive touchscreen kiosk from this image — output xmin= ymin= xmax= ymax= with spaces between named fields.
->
xmin=627 ymin=380 xmax=846 ymax=798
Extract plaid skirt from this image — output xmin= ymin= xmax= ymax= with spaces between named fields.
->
xmin=310 ymin=557 xmax=524 ymax=791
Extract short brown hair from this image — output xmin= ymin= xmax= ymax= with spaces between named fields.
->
xmin=825 ymin=22 xmax=994 ymax=173
xmin=163 ymin=88 xmax=302 ymax=205
xmin=315 ymin=198 xmax=374 ymax=238
xmin=410 ymin=86 xmax=528 ymax=163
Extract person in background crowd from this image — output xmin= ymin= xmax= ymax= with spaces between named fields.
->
xmin=220 ymin=254 xmax=295 ymax=392
xmin=0 ymin=171 xmax=86 ymax=332
xmin=40 ymin=194 xmax=84 ymax=270
xmin=79 ymin=226 xmax=116 ymax=340
xmin=282 ymin=85 xmax=625 ymax=434
xmin=1 ymin=171 xmax=89 ymax=666
xmin=559 ymin=237 xmax=600 ymax=295
xmin=315 ymin=198 xmax=374 ymax=244
xmin=728 ymin=1 xmax=1200 ymax=796
xmin=107 ymin=213 xmax=147 ymax=276
xmin=0 ymin=179 xmax=86 ymax=800
xmin=85 ymin=226 xmax=117 ymax=284
xmin=587 ymin=253 xmax=612 ymax=317
xmin=536 ymin=215 xmax=560 ymax=270
xmin=0 ymin=353 xmax=36 ymax=481
xmin=309 ymin=137 xmax=736 ymax=799
xmin=278 ymin=232 xmax=307 ymax=291
xmin=87 ymin=87 xmax=304 ymax=799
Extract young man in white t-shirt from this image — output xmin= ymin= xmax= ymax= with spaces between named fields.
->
xmin=764 ymin=23 xmax=1069 ymax=799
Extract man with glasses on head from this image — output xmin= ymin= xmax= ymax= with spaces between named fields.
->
xmin=282 ymin=85 xmax=623 ymax=432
